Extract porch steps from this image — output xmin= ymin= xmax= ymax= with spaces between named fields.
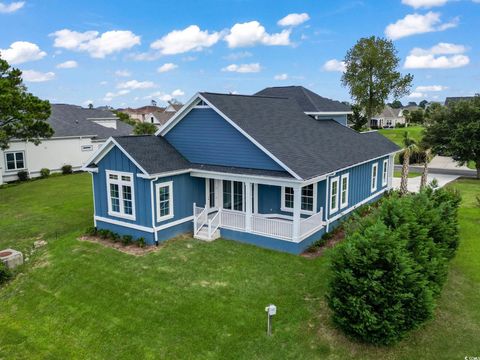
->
xmin=194 ymin=226 xmax=221 ymax=242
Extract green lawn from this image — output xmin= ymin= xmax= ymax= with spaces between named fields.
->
xmin=378 ymin=126 xmax=425 ymax=147
xmin=393 ymin=170 xmax=421 ymax=178
xmin=1 ymin=174 xmax=479 ymax=359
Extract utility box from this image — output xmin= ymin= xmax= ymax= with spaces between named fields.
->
xmin=0 ymin=249 xmax=23 ymax=269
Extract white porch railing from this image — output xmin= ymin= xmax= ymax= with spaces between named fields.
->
xmin=193 ymin=205 xmax=325 ymax=242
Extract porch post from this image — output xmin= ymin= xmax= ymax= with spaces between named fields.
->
xmin=245 ymin=181 xmax=252 ymax=231
xmin=205 ymin=178 xmax=210 ymax=211
xmin=292 ymin=184 xmax=302 ymax=241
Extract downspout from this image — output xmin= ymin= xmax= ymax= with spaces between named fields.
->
xmin=324 ymin=173 xmax=334 ymax=233
xmin=150 ymin=177 xmax=159 ymax=246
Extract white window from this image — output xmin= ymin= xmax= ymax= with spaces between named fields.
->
xmin=5 ymin=151 xmax=25 ymax=171
xmin=371 ymin=163 xmax=378 ymax=193
xmin=156 ymin=181 xmax=174 ymax=222
xmin=330 ymin=177 xmax=339 ymax=213
xmin=106 ymin=170 xmax=135 ymax=220
xmin=222 ymin=180 xmax=244 ymax=211
xmin=281 ymin=184 xmax=317 ymax=214
xmin=81 ymin=145 xmax=93 ymax=152
xmin=382 ymin=159 xmax=388 ymax=186
xmin=340 ymin=173 xmax=349 ymax=209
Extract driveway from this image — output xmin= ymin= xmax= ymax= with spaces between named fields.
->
xmin=392 ymin=173 xmax=460 ymax=193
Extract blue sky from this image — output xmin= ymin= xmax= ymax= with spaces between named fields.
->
xmin=0 ymin=0 xmax=478 ymax=108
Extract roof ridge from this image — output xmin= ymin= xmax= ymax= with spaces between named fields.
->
xmin=201 ymin=92 xmax=289 ymax=100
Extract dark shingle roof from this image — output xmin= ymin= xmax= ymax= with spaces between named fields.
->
xmin=254 ymin=86 xmax=351 ymax=113
xmin=444 ymin=96 xmax=475 ymax=106
xmin=49 ymin=104 xmax=133 ymax=139
xmin=200 ymin=92 xmax=399 ymax=179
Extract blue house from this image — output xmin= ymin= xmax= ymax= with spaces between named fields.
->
xmin=84 ymin=86 xmax=399 ymax=254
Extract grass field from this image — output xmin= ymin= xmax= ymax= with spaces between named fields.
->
xmin=0 ymin=174 xmax=479 ymax=359
xmin=393 ymin=170 xmax=421 ymax=178
xmin=378 ymin=126 xmax=425 ymax=147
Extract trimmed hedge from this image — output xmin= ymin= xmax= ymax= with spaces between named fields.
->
xmin=327 ymin=186 xmax=461 ymax=345
xmin=40 ymin=168 xmax=50 ymax=178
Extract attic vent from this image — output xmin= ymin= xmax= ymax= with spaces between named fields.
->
xmin=195 ymin=99 xmax=209 ymax=108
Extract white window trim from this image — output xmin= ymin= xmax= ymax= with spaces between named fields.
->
xmin=340 ymin=173 xmax=349 ymax=209
xmin=382 ymin=159 xmax=388 ymax=186
xmin=106 ymin=170 xmax=136 ymax=221
xmin=281 ymin=184 xmax=317 ymax=215
xmin=329 ymin=176 xmax=340 ymax=214
xmin=4 ymin=150 xmax=26 ymax=172
xmin=371 ymin=163 xmax=378 ymax=193
xmin=156 ymin=181 xmax=174 ymax=222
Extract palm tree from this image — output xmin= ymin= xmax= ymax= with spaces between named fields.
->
xmin=400 ymin=131 xmax=418 ymax=195
xmin=420 ymin=147 xmax=433 ymax=189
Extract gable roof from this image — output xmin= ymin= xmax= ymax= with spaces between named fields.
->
xmin=48 ymin=104 xmax=133 ymax=139
xmin=196 ymin=92 xmax=399 ymax=180
xmin=373 ymin=106 xmax=403 ymax=119
xmin=254 ymin=86 xmax=351 ymax=113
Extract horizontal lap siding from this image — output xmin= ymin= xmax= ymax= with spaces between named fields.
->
xmin=93 ymin=146 xmax=152 ymax=227
xmin=164 ymin=108 xmax=284 ymax=171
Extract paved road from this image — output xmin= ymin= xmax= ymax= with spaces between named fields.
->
xmin=392 ymin=173 xmax=461 ymax=193
xmin=394 ymin=164 xmax=476 ymax=178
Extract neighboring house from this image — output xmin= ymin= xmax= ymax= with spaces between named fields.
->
xmin=119 ymin=103 xmax=182 ymax=126
xmin=370 ymin=106 xmax=406 ymax=128
xmin=445 ymin=96 xmax=475 ymax=106
xmin=84 ymin=88 xmax=399 ymax=254
xmin=0 ymin=104 xmax=133 ymax=184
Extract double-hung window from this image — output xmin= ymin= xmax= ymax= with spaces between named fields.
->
xmin=340 ymin=173 xmax=349 ymax=209
xmin=222 ymin=180 xmax=244 ymax=211
xmin=330 ymin=177 xmax=339 ymax=213
xmin=5 ymin=151 xmax=25 ymax=171
xmin=371 ymin=163 xmax=378 ymax=193
xmin=156 ymin=181 xmax=174 ymax=222
xmin=382 ymin=159 xmax=388 ymax=186
xmin=106 ymin=171 xmax=135 ymax=220
xmin=282 ymin=184 xmax=316 ymax=214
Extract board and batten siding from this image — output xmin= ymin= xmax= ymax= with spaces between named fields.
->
xmin=164 ymin=108 xmax=284 ymax=171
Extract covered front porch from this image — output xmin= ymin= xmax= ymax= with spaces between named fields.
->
xmin=191 ymin=170 xmax=325 ymax=244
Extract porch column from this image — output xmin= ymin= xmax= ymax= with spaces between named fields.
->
xmin=205 ymin=178 xmax=210 ymax=211
xmin=292 ymin=184 xmax=302 ymax=241
xmin=245 ymin=181 xmax=252 ymax=231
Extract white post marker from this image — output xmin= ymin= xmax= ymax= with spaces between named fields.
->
xmin=265 ymin=304 xmax=277 ymax=336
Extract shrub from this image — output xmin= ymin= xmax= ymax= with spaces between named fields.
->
xmin=61 ymin=165 xmax=73 ymax=174
xmin=40 ymin=168 xmax=50 ymax=178
xmin=17 ymin=170 xmax=29 ymax=181
xmin=122 ymin=235 xmax=133 ymax=245
xmin=97 ymin=229 xmax=111 ymax=239
xmin=395 ymin=123 xmax=406 ymax=128
xmin=137 ymin=237 xmax=146 ymax=248
xmin=327 ymin=221 xmax=434 ymax=345
xmin=111 ymin=232 xmax=121 ymax=242
xmin=0 ymin=262 xmax=13 ymax=285
xmin=86 ymin=226 xmax=97 ymax=236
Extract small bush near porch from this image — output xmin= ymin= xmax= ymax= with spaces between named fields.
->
xmin=0 ymin=174 xmax=479 ymax=359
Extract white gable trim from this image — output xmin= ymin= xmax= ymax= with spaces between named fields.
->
xmin=82 ymin=137 xmax=149 ymax=175
xmin=158 ymin=93 xmax=302 ymax=180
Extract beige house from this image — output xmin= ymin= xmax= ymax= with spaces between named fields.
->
xmin=370 ymin=106 xmax=406 ymax=128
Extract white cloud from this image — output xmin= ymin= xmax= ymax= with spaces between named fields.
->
xmin=385 ymin=12 xmax=458 ymax=40
xmin=171 ymin=89 xmax=184 ymax=97
xmin=404 ymin=42 xmax=470 ymax=69
xmin=0 ymin=41 xmax=46 ymax=64
xmin=225 ymin=21 xmax=291 ymax=48
xmin=157 ymin=63 xmax=178 ymax=73
xmin=22 ymin=70 xmax=55 ymax=82
xmin=151 ymin=25 xmax=220 ymax=55
xmin=415 ymin=85 xmax=447 ymax=91
xmin=277 ymin=13 xmax=310 ymax=27
xmin=408 ymin=92 xmax=425 ymax=98
xmin=117 ymin=80 xmax=155 ymax=90
xmin=221 ymin=63 xmax=261 ymax=73
xmin=83 ymin=99 xmax=93 ymax=106
xmin=115 ymin=69 xmax=131 ymax=77
xmin=51 ymin=29 xmax=140 ymax=58
xmin=322 ymin=59 xmax=346 ymax=72
xmin=274 ymin=73 xmax=288 ymax=80
xmin=0 ymin=1 xmax=24 ymax=13
xmin=100 ymin=80 xmax=108 ymax=85
xmin=402 ymin=0 xmax=448 ymax=8
xmin=56 ymin=60 xmax=77 ymax=69
xmin=103 ymin=89 xmax=130 ymax=102
xmin=223 ymin=51 xmax=252 ymax=61
xmin=145 ymin=89 xmax=184 ymax=102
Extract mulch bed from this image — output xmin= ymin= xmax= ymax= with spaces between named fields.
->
xmin=301 ymin=228 xmax=346 ymax=259
xmin=78 ymin=236 xmax=160 ymax=256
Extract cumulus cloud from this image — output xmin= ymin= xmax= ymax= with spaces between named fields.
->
xmin=415 ymin=85 xmax=447 ymax=91
xmin=157 ymin=63 xmax=178 ymax=73
xmin=117 ymin=80 xmax=155 ymax=90
xmin=104 ymin=89 xmax=130 ymax=102
xmin=171 ymin=89 xmax=184 ymax=97
xmin=151 ymin=25 xmax=220 ymax=55
xmin=277 ymin=13 xmax=310 ymax=27
xmin=145 ymin=89 xmax=185 ymax=102
xmin=385 ymin=12 xmax=458 ymax=40
xmin=274 ymin=73 xmax=288 ymax=80
xmin=22 ymin=70 xmax=55 ymax=82
xmin=0 ymin=1 xmax=24 ymax=13
xmin=223 ymin=51 xmax=252 ymax=61
xmin=402 ymin=0 xmax=448 ymax=8
xmin=115 ymin=69 xmax=131 ymax=77
xmin=51 ymin=29 xmax=140 ymax=58
xmin=225 ymin=21 xmax=291 ymax=48
xmin=404 ymin=42 xmax=470 ymax=69
xmin=322 ymin=59 xmax=346 ymax=72
xmin=408 ymin=92 xmax=425 ymax=98
xmin=56 ymin=60 xmax=77 ymax=68
xmin=0 ymin=41 xmax=46 ymax=64
xmin=221 ymin=63 xmax=261 ymax=73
